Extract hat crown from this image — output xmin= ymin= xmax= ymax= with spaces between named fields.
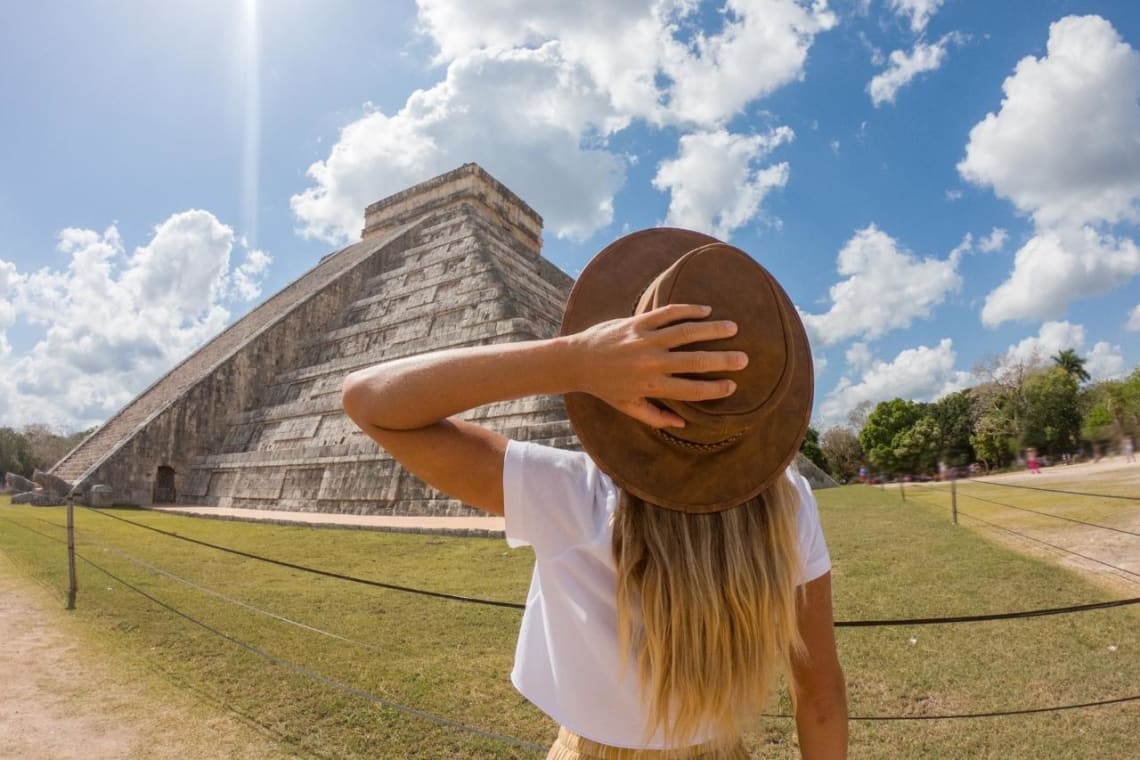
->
xmin=635 ymin=244 xmax=796 ymax=445
xmin=560 ymin=227 xmax=814 ymax=513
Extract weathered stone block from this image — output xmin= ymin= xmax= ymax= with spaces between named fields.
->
xmin=33 ymin=469 xmax=73 ymax=498
xmin=5 ymin=472 xmax=36 ymax=493
xmin=89 ymin=485 xmax=114 ymax=508
xmin=12 ymin=491 xmax=65 ymax=507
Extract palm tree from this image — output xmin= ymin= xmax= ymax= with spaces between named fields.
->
xmin=1052 ymin=348 xmax=1090 ymax=383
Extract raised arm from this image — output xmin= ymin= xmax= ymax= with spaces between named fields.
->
xmin=790 ymin=572 xmax=848 ymax=759
xmin=340 ymin=305 xmax=745 ymax=515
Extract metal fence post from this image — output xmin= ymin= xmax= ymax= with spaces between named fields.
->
xmin=66 ymin=491 xmax=77 ymax=610
xmin=951 ymin=478 xmax=958 ymax=525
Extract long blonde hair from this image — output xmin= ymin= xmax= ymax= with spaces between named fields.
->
xmin=612 ymin=471 xmax=804 ymax=748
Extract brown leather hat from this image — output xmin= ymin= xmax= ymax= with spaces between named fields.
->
xmin=560 ymin=228 xmax=813 ymax=513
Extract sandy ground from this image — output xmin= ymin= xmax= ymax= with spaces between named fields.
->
xmin=908 ymin=457 xmax=1140 ymax=595
xmin=0 ymin=554 xmax=288 ymax=760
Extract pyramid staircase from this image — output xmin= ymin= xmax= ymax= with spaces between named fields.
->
xmin=181 ymin=206 xmax=575 ymax=515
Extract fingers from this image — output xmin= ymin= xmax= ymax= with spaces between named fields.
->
xmin=659 ymin=349 xmax=748 ymax=375
xmin=639 ymin=303 xmax=713 ymax=329
xmin=655 ymin=316 xmax=738 ymax=348
xmin=645 ymin=376 xmax=738 ymax=402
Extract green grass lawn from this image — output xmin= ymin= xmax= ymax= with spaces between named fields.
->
xmin=1 ymin=486 xmax=1137 ymax=759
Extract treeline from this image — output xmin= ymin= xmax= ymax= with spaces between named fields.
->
xmin=0 ymin=425 xmax=93 ymax=479
xmin=799 ymin=350 xmax=1140 ymax=481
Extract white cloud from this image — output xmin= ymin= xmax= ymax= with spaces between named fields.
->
xmin=0 ymin=212 xmax=270 ymax=430
xmin=868 ymin=34 xmax=959 ymax=107
xmin=817 ymin=338 xmax=970 ymax=427
xmin=978 ymin=227 xmax=1008 ymax=253
xmin=295 ymin=1 xmax=839 ymax=244
xmin=802 ymin=224 xmax=963 ymax=345
xmin=0 ymin=260 xmax=18 ymax=359
xmin=1002 ymin=321 xmax=1125 ymax=381
xmin=652 ymin=127 xmax=793 ymax=239
xmin=1127 ymin=304 xmax=1140 ymax=331
xmin=980 ymin=227 xmax=1140 ymax=325
xmin=416 ymin=0 xmax=837 ymax=127
xmin=230 ymin=247 xmax=272 ymax=301
xmin=960 ymin=16 xmax=1140 ymax=230
xmin=291 ymin=44 xmax=624 ymax=244
xmin=945 ymin=188 xmax=962 ymax=201
xmin=888 ymin=0 xmax=945 ymax=33
xmin=1087 ymin=341 xmax=1126 ymax=380
xmin=657 ymin=0 xmax=838 ymax=125
xmin=845 ymin=341 xmax=873 ymax=372
xmin=1004 ymin=320 xmax=1086 ymax=367
xmin=961 ymin=17 xmax=1140 ymax=325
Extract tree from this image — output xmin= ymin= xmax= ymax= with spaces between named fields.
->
xmin=23 ymin=424 xmax=91 ymax=472
xmin=926 ymin=390 xmax=976 ymax=466
xmin=892 ymin=415 xmax=941 ymax=475
xmin=858 ymin=399 xmax=924 ymax=475
xmin=971 ymin=352 xmax=1044 ymax=452
xmin=1021 ymin=368 xmax=1081 ymax=455
xmin=971 ymin=415 xmax=1015 ymax=469
xmin=1081 ymin=370 xmax=1140 ymax=446
xmin=1052 ymin=348 xmax=1090 ymax=384
xmin=821 ymin=426 xmax=863 ymax=482
xmin=0 ymin=427 xmax=35 ymax=478
xmin=799 ymin=426 xmax=829 ymax=474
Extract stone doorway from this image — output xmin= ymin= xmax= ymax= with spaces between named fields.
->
xmin=154 ymin=466 xmax=176 ymax=504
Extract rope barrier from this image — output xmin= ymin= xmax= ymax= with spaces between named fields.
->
xmin=80 ymin=507 xmax=528 ymax=610
xmin=970 ymin=479 xmax=1140 ymax=502
xmin=90 ymin=539 xmax=391 ymax=655
xmin=62 ymin=509 xmax=1140 ymax=626
xmin=832 ymin=596 xmax=1140 ymax=626
xmin=71 ymin=548 xmax=550 ymax=753
xmin=767 ymin=693 xmax=1140 ymax=721
xmin=3 ymin=512 xmax=1138 ymax=729
xmin=956 ymin=489 xmax=1140 ymax=538
xmin=957 ymin=510 xmax=1140 ymax=583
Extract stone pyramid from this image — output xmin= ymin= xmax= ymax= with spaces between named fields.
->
xmin=51 ymin=164 xmax=577 ymax=515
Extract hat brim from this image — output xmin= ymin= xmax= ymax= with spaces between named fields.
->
xmin=560 ymin=228 xmax=813 ymax=513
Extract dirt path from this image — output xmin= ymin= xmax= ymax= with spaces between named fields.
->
xmin=908 ymin=458 xmax=1140 ymax=595
xmin=0 ymin=554 xmax=289 ymax=760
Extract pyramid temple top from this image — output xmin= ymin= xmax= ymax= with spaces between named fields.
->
xmin=361 ymin=163 xmax=544 ymax=255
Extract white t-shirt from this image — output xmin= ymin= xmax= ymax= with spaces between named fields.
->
xmin=503 ymin=440 xmax=832 ymax=749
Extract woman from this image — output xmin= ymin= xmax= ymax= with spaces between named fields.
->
xmin=342 ymin=229 xmax=848 ymax=758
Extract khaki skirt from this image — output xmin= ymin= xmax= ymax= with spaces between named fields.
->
xmin=546 ymin=727 xmax=748 ymax=760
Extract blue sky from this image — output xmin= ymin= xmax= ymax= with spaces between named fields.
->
xmin=2 ymin=0 xmax=1138 ymax=432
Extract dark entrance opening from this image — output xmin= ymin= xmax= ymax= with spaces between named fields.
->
xmin=155 ymin=466 xmax=176 ymax=504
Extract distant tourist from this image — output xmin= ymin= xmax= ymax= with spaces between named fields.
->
xmin=1026 ymin=447 xmax=1041 ymax=475
xmin=1124 ymin=436 xmax=1136 ymax=464
xmin=343 ymin=229 xmax=848 ymax=758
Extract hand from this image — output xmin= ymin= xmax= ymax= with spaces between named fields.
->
xmin=568 ymin=304 xmax=747 ymax=428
